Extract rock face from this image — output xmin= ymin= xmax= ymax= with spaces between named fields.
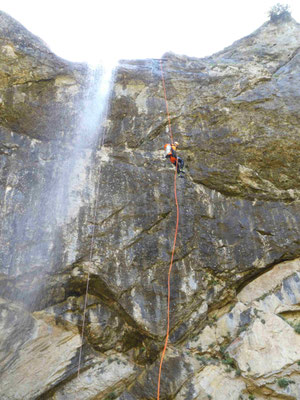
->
xmin=1 ymin=10 xmax=300 ymax=400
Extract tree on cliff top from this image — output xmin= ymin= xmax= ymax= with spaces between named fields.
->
xmin=269 ymin=3 xmax=291 ymax=22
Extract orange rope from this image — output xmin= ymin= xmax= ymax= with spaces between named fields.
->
xmin=157 ymin=60 xmax=180 ymax=400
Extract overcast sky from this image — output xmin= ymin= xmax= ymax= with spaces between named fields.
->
xmin=1 ymin=0 xmax=300 ymax=64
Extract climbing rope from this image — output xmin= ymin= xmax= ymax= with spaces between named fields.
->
xmin=160 ymin=60 xmax=174 ymax=145
xmin=157 ymin=59 xmax=180 ymax=400
xmin=77 ymin=102 xmax=108 ymax=378
xmin=77 ymin=164 xmax=102 ymax=378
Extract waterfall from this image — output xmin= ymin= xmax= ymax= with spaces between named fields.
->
xmin=0 ymin=62 xmax=115 ymax=310
xmin=57 ymin=63 xmax=115 ymax=266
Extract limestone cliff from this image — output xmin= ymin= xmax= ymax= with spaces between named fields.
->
xmin=1 ymin=10 xmax=300 ymax=400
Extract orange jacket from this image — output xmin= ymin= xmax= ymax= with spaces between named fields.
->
xmin=164 ymin=143 xmax=178 ymax=164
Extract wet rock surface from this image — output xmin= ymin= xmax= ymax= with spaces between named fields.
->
xmin=1 ymin=10 xmax=300 ymax=400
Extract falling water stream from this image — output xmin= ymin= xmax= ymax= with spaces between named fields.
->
xmin=0 ymin=62 xmax=115 ymax=311
xmin=58 ymin=63 xmax=115 ymax=266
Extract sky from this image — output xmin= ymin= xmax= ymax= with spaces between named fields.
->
xmin=1 ymin=0 xmax=300 ymax=65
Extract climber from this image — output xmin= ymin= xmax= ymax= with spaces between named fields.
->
xmin=164 ymin=142 xmax=185 ymax=176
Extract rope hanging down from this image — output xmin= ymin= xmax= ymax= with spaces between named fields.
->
xmin=157 ymin=59 xmax=180 ymax=400
xmin=77 ymin=127 xmax=106 ymax=378
xmin=160 ymin=60 xmax=174 ymax=145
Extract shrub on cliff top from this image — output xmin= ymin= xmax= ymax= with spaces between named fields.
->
xmin=269 ymin=3 xmax=291 ymax=22
xmin=293 ymin=322 xmax=300 ymax=334
xmin=277 ymin=378 xmax=295 ymax=388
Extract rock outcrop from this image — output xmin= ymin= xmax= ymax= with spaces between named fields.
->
xmin=1 ymin=9 xmax=300 ymax=400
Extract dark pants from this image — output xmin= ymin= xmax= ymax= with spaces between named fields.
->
xmin=172 ymin=157 xmax=184 ymax=173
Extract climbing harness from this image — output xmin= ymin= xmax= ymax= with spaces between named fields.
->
xmin=157 ymin=59 xmax=180 ymax=400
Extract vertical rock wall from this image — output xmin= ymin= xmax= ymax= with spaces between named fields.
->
xmin=1 ymin=10 xmax=300 ymax=400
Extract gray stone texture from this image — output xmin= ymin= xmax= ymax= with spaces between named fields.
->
xmin=1 ymin=10 xmax=300 ymax=400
